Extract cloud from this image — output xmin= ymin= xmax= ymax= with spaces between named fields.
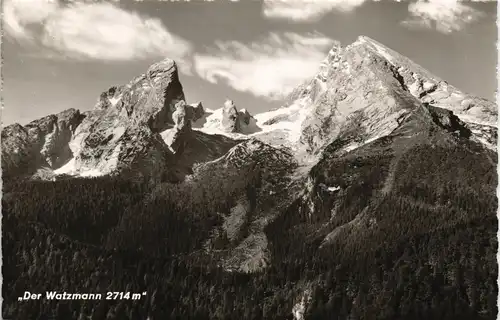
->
xmin=262 ymin=0 xmax=366 ymax=22
xmin=194 ymin=32 xmax=335 ymax=100
xmin=3 ymin=0 xmax=193 ymax=67
xmin=401 ymin=0 xmax=485 ymax=33
xmin=3 ymin=0 xmax=59 ymax=41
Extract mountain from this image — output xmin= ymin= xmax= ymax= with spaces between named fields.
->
xmin=1 ymin=60 xmax=244 ymax=181
xmin=255 ymin=36 xmax=496 ymax=156
xmin=1 ymin=109 xmax=85 ymax=178
xmin=2 ymin=36 xmax=498 ymax=320
xmin=192 ymin=99 xmax=262 ymax=137
xmin=2 ymin=36 xmax=495 ymax=180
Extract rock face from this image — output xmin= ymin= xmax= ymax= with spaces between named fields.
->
xmin=53 ymin=59 xmax=186 ymax=178
xmin=192 ymin=100 xmax=261 ymax=137
xmin=292 ymin=289 xmax=312 ymax=320
xmin=194 ymin=138 xmax=299 ymax=273
xmin=288 ymin=36 xmax=497 ymax=156
xmin=1 ymin=59 xmax=193 ymax=179
xmin=2 ymin=60 xmax=247 ymax=180
xmin=220 ymin=100 xmax=259 ymax=134
xmin=2 ymin=35 xmax=498 ymax=318
xmin=93 ymin=59 xmax=185 ymax=131
xmin=160 ymin=100 xmax=239 ymax=174
xmin=2 ymin=109 xmax=84 ymax=178
xmin=248 ymin=36 xmax=497 ymax=156
xmin=162 ymin=100 xmax=196 ymax=153
xmin=221 ymin=100 xmax=240 ymax=133
xmin=2 ymin=36 xmax=497 ymax=181
xmin=190 ymin=102 xmax=206 ymax=122
xmin=286 ymin=100 xmax=497 ymax=254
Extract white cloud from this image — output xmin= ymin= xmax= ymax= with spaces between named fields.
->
xmin=194 ymin=32 xmax=334 ymax=100
xmin=262 ymin=0 xmax=366 ymax=22
xmin=3 ymin=0 xmax=57 ymax=41
xmin=401 ymin=0 xmax=485 ymax=33
xmin=3 ymin=0 xmax=193 ymax=66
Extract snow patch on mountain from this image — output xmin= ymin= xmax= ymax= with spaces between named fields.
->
xmin=192 ymin=97 xmax=312 ymax=151
xmin=192 ymin=100 xmax=261 ymax=138
xmin=318 ymin=183 xmax=341 ymax=192
xmin=253 ymin=97 xmax=312 ymax=147
xmin=108 ymin=95 xmax=122 ymax=107
xmin=177 ymin=36 xmax=497 ymax=161
xmin=252 ymin=35 xmax=497 ymax=155
xmin=355 ymin=36 xmax=496 ymax=127
xmin=3 ymin=35 xmax=496 ymax=182
xmin=160 ymin=128 xmax=178 ymax=153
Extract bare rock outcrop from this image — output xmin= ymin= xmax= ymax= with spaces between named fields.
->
xmin=220 ymin=100 xmax=259 ymax=134
xmin=162 ymin=100 xmax=194 ymax=154
xmin=221 ymin=100 xmax=241 ymax=133
xmin=277 ymin=36 xmax=497 ymax=156
xmin=53 ymin=60 xmax=185 ymax=178
xmin=189 ymin=101 xmax=205 ymax=122
xmin=2 ymin=108 xmax=85 ymax=178
xmin=2 ymin=59 xmax=187 ymax=179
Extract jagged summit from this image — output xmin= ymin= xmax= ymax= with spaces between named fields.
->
xmin=3 ymin=58 xmax=214 ymax=179
xmin=2 ymin=36 xmax=497 ymax=180
xmin=251 ymin=35 xmax=497 ymax=155
xmin=350 ymin=36 xmax=413 ymax=63
xmin=147 ymin=58 xmax=177 ymax=73
xmin=51 ymin=58 xmax=188 ymax=178
xmin=2 ymin=108 xmax=85 ymax=178
xmin=351 ymin=35 xmax=496 ymax=126
xmin=192 ymin=99 xmax=261 ymax=136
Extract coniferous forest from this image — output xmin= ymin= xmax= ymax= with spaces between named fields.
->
xmin=2 ymin=141 xmax=498 ymax=320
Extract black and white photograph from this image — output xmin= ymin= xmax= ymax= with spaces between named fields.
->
xmin=1 ymin=0 xmax=498 ymax=319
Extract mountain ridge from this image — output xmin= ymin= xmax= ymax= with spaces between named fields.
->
xmin=2 ymin=34 xmax=498 ymax=320
xmin=2 ymin=35 xmax=496 ymax=181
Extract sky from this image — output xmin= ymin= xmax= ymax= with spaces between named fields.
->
xmin=1 ymin=0 xmax=497 ymax=126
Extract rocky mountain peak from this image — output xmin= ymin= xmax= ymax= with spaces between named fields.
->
xmin=190 ymin=101 xmax=205 ymax=121
xmin=221 ymin=99 xmax=240 ymax=133
xmin=52 ymin=58 xmax=191 ymax=177
xmin=146 ymin=58 xmax=176 ymax=75
xmin=349 ymin=35 xmax=496 ymax=126
xmin=162 ymin=100 xmax=197 ymax=153
xmin=259 ymin=35 xmax=497 ymax=157
xmin=2 ymin=108 xmax=86 ymax=177
xmin=2 ymin=36 xmax=497 ymax=181
xmin=6 ymin=58 xmax=190 ymax=179
xmin=215 ymin=99 xmax=260 ymax=134
xmin=224 ymin=99 xmax=236 ymax=107
xmin=238 ymin=109 xmax=252 ymax=125
xmin=91 ymin=58 xmax=184 ymax=132
xmin=172 ymin=101 xmax=193 ymax=131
